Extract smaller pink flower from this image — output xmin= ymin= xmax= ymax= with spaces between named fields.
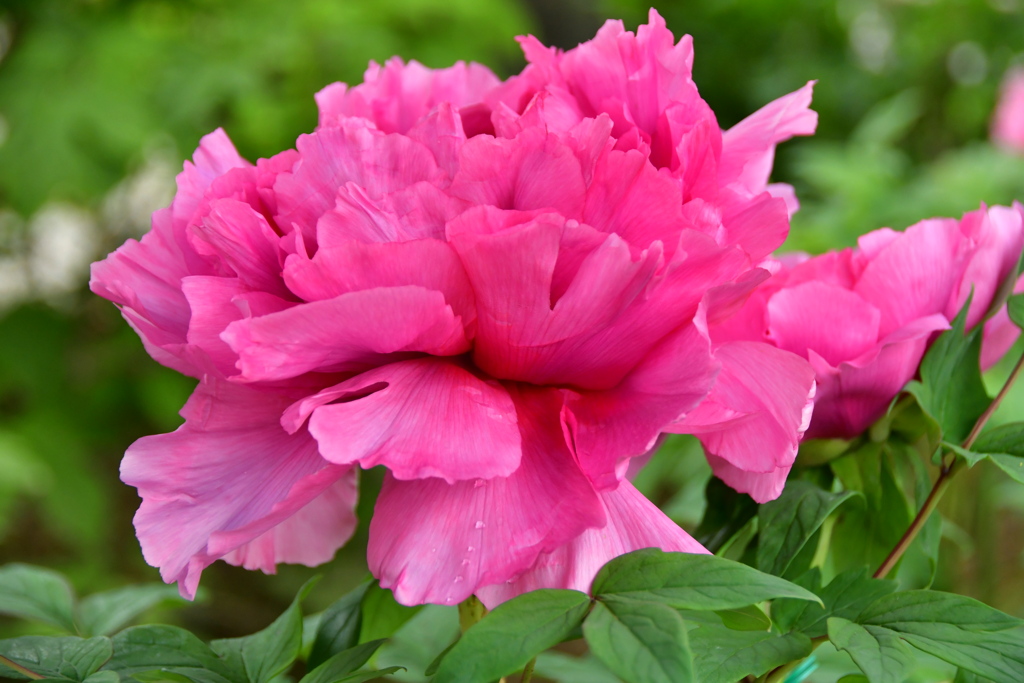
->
xmin=714 ymin=204 xmax=1024 ymax=441
xmin=993 ymin=68 xmax=1024 ymax=153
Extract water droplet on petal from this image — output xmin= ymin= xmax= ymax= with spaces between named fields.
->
xmin=475 ymin=520 xmax=486 ymax=529
xmin=454 ymin=576 xmax=464 ymax=583
xmin=467 ymin=546 xmax=474 ymax=552
xmin=474 ymin=479 xmax=486 ymax=488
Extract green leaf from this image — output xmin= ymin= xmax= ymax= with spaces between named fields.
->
xmin=210 ymin=578 xmax=316 ymax=683
xmin=827 ymin=617 xmax=914 ymax=683
xmin=78 ymin=585 xmax=184 ymax=637
xmin=308 ymin=581 xmax=371 ymax=669
xmin=432 ymin=589 xmax=591 ymax=683
xmin=104 ymin=625 xmax=239 ymax=683
xmin=583 ymin=597 xmax=692 ymax=683
xmin=905 ymin=300 xmax=989 ymax=444
xmin=0 ymin=636 xmax=111 ymax=681
xmin=955 ymin=669 xmax=996 ymax=683
xmin=83 ymin=671 xmax=120 ymax=683
xmin=689 ymin=623 xmax=812 ymax=683
xmin=714 ymin=605 xmax=771 ymax=632
xmin=590 ymin=548 xmax=820 ymax=610
xmin=774 ymin=569 xmax=899 ymax=639
xmin=357 ymin=584 xmax=421 ymax=644
xmin=756 ymin=481 xmax=858 ymax=577
xmin=0 ymin=564 xmax=78 ymax=633
xmin=299 ymin=640 xmax=385 ymax=683
xmin=953 ymin=422 xmax=1024 ymax=483
xmin=423 ymin=639 xmax=457 ymax=677
xmin=130 ymin=671 xmax=196 ymax=683
xmin=694 ymin=477 xmax=758 ymax=553
xmin=1007 ymin=293 xmax=1024 ymax=330
xmin=860 ymin=591 xmax=1024 ymax=683
xmin=331 ymin=668 xmax=404 ymax=683
xmin=532 ymin=652 xmax=621 ymax=683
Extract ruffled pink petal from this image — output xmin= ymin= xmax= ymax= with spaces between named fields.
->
xmin=222 ymin=473 xmax=358 ymax=572
xmin=719 ymin=81 xmax=817 ymax=196
xmin=476 ymin=481 xmax=708 ymax=607
xmin=854 ymin=219 xmax=965 ymax=338
xmin=299 ymin=358 xmax=521 ymax=482
xmin=948 ymin=203 xmax=1024 ymax=328
xmin=171 ymin=129 xmax=253 ymax=246
xmin=704 ymin=454 xmax=791 ymax=507
xmin=720 ymin=191 xmax=790 ymax=262
xmin=367 ymin=386 xmax=603 ymax=606
xmin=767 ymin=281 xmax=882 ymax=366
xmin=120 ymin=379 xmax=353 ymax=598
xmin=222 ymin=286 xmax=470 ymax=382
xmin=272 ymin=120 xmax=445 ymax=246
xmin=671 ymin=341 xmax=816 ymax=503
xmin=767 ymin=182 xmax=801 ymax=217
xmin=564 ymin=322 xmax=717 ymax=490
xmin=282 ymin=237 xmax=475 ymax=328
xmin=982 ymin=274 xmax=1024 ymax=370
xmin=805 ymin=314 xmax=950 ymax=440
xmin=316 ymin=58 xmax=501 ymax=134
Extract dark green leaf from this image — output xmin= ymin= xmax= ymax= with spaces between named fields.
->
xmin=590 ymin=548 xmax=820 ymax=610
xmin=532 ymin=652 xmax=621 ymax=683
xmin=0 ymin=564 xmax=78 ymax=633
xmin=827 ymin=617 xmax=914 ymax=683
xmin=689 ymin=623 xmax=812 ymax=683
xmin=714 ymin=605 xmax=770 ymax=632
xmin=955 ymin=669 xmax=996 ymax=683
xmin=357 ymin=584 xmax=421 ymax=644
xmin=583 ymin=597 xmax=692 ymax=683
xmin=332 ymin=668 xmax=403 ymax=683
xmin=104 ymin=625 xmax=238 ymax=683
xmin=756 ymin=481 xmax=858 ymax=577
xmin=130 ymin=671 xmax=195 ymax=683
xmin=308 ymin=581 xmax=371 ymax=669
xmin=423 ymin=639 xmax=457 ymax=677
xmin=905 ymin=301 xmax=989 ymax=444
xmin=82 ymin=671 xmax=120 ymax=683
xmin=1007 ymin=293 xmax=1024 ymax=330
xmin=953 ymin=422 xmax=1024 ymax=483
xmin=694 ymin=478 xmax=758 ymax=553
xmin=299 ymin=640 xmax=385 ymax=683
xmin=774 ymin=569 xmax=898 ymax=639
xmin=78 ymin=585 xmax=184 ymax=637
xmin=0 ymin=636 xmax=111 ymax=681
xmin=768 ymin=569 xmax=822 ymax=633
xmin=432 ymin=589 xmax=591 ymax=683
xmin=210 ymin=578 xmax=316 ymax=683
xmin=860 ymin=591 xmax=1024 ymax=683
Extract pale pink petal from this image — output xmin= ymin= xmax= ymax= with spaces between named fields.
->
xmin=767 ymin=182 xmax=801 ymax=217
xmin=304 ymin=358 xmax=521 ymax=482
xmin=222 ymin=286 xmax=469 ymax=382
xmin=948 ymin=203 xmax=1024 ymax=328
xmin=564 ymin=323 xmax=718 ymax=490
xmin=982 ymin=275 xmax=1024 ymax=369
xmin=767 ymin=281 xmax=881 ymax=366
xmin=282 ymin=237 xmax=475 ymax=328
xmin=671 ymin=341 xmax=816 ymax=503
xmin=476 ymin=481 xmax=708 ymax=607
xmin=703 ymin=454 xmax=791 ymax=506
xmin=992 ymin=68 xmax=1024 ymax=152
xmin=719 ymin=81 xmax=817 ymax=196
xmin=120 ymin=379 xmax=352 ymax=598
xmin=222 ymin=473 xmax=358 ymax=572
xmin=367 ymin=386 xmax=603 ymax=606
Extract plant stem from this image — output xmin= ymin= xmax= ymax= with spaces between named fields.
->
xmin=0 ymin=655 xmax=43 ymax=680
xmin=874 ymin=349 xmax=1024 ymax=579
xmin=521 ymin=657 xmax=537 ymax=683
xmin=458 ymin=595 xmax=486 ymax=632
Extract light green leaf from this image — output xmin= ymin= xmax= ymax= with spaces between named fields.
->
xmin=0 ymin=636 xmax=111 ymax=681
xmin=1007 ymin=293 xmax=1024 ymax=330
xmin=332 ymin=668 xmax=404 ymax=683
xmin=905 ymin=301 xmax=989 ymax=444
xmin=104 ymin=625 xmax=239 ymax=683
xmin=714 ymin=605 xmax=771 ymax=632
xmin=827 ymin=617 xmax=915 ymax=683
xmin=533 ymin=652 xmax=621 ymax=683
xmin=756 ymin=481 xmax=858 ymax=577
xmin=953 ymin=422 xmax=1024 ymax=484
xmin=773 ymin=569 xmax=898 ymax=638
xmin=583 ymin=597 xmax=692 ymax=683
xmin=357 ymin=584 xmax=421 ymax=644
xmin=590 ymin=548 xmax=820 ymax=610
xmin=0 ymin=564 xmax=78 ymax=633
xmin=299 ymin=640 xmax=385 ymax=683
xmin=82 ymin=671 xmax=120 ymax=683
xmin=210 ymin=579 xmax=316 ymax=683
xmin=432 ymin=589 xmax=591 ymax=683
xmin=308 ymin=581 xmax=370 ymax=669
xmin=78 ymin=585 xmax=184 ymax=637
xmin=689 ymin=623 xmax=812 ymax=683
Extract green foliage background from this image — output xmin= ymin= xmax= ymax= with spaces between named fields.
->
xmin=1 ymin=0 xmax=1023 ymax=680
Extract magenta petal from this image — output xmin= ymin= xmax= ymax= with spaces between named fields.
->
xmin=120 ymin=379 xmax=353 ymax=598
xmin=305 ymin=358 xmax=521 ymax=482
xmin=982 ymin=274 xmax=1024 ymax=369
xmin=476 ymin=481 xmax=708 ymax=607
xmin=223 ymin=286 xmax=469 ymax=381
xmin=948 ymin=203 xmax=1024 ymax=328
xmin=767 ymin=281 xmax=881 ymax=366
xmin=366 ymin=386 xmax=603 ymax=606
xmin=221 ymin=473 xmax=358 ymax=573
xmin=672 ymin=341 xmax=816 ymax=503
xmin=704 ymin=453 xmax=791 ymax=506
xmin=565 ymin=322 xmax=717 ymax=490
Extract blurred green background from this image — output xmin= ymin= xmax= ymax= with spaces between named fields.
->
xmin=0 ymin=0 xmax=1023 ymax=679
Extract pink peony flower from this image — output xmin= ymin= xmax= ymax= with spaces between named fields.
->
xmin=993 ymin=68 xmax=1024 ymax=153
xmin=713 ymin=204 xmax=1024 ymax=443
xmin=91 ymin=10 xmax=816 ymax=606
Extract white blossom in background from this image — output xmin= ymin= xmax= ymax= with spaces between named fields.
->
xmin=102 ymin=151 xmax=176 ymax=238
xmin=28 ymin=203 xmax=98 ymax=299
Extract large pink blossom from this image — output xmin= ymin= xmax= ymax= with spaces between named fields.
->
xmin=91 ymin=11 xmax=816 ymax=606
xmin=714 ymin=204 xmax=1024 ymax=443
xmin=993 ymin=68 xmax=1024 ymax=153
